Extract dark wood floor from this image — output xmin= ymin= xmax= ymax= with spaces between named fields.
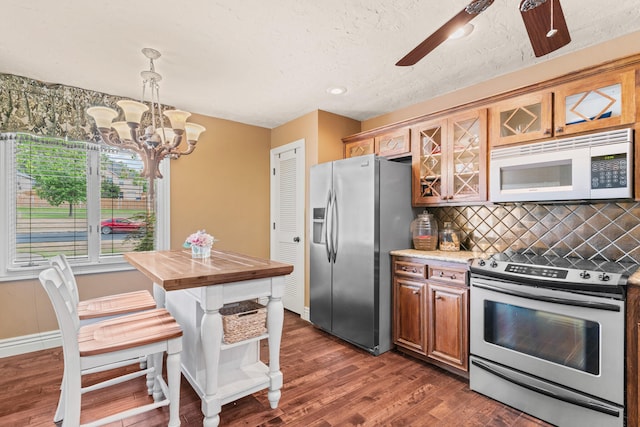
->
xmin=0 ymin=311 xmax=552 ymax=426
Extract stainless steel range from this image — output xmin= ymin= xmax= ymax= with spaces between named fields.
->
xmin=469 ymin=251 xmax=637 ymax=427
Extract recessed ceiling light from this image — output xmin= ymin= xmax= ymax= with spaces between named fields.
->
xmin=449 ymin=23 xmax=474 ymax=40
xmin=327 ymin=86 xmax=347 ymax=95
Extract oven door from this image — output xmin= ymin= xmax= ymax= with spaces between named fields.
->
xmin=470 ymin=275 xmax=625 ymax=405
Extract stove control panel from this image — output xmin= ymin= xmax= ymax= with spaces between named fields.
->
xmin=504 ymin=263 xmax=568 ymax=279
xmin=470 ymin=258 xmax=627 ymax=287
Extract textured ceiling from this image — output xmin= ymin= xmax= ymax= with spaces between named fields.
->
xmin=1 ymin=0 xmax=640 ymax=129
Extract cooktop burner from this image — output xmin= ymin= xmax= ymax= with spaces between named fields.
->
xmin=470 ymin=250 xmax=639 ymax=299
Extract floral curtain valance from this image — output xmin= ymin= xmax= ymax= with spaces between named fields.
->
xmin=0 ymin=73 xmax=173 ymax=142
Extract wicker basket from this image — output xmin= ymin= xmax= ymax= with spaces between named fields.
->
xmin=220 ymin=300 xmax=267 ymax=344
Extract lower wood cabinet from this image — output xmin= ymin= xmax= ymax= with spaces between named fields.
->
xmin=392 ymin=255 xmax=469 ymax=377
xmin=626 ymin=283 xmax=640 ymax=427
xmin=394 ymin=277 xmax=427 ymax=355
xmin=426 ymin=282 xmax=468 ymax=372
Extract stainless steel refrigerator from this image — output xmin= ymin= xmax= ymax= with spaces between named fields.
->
xmin=310 ymin=154 xmax=413 ymax=355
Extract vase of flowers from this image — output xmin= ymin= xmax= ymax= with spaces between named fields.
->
xmin=184 ymin=230 xmax=215 ymax=259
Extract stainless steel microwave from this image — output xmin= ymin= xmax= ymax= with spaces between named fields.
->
xmin=490 ymin=128 xmax=633 ymax=203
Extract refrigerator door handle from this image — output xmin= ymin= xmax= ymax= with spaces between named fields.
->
xmin=324 ymin=190 xmax=333 ymax=263
xmin=331 ymin=191 xmax=339 ymax=263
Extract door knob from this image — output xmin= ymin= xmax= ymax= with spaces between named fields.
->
xmin=293 ymin=236 xmax=300 ymax=242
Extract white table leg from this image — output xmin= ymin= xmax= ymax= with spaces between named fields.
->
xmin=200 ymin=285 xmax=223 ymax=427
xmin=153 ymin=282 xmax=165 ymax=308
xmin=267 ymin=276 xmax=285 ymax=409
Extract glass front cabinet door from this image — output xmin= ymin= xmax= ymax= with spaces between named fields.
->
xmin=490 ymin=91 xmax=553 ymax=147
xmin=412 ymin=118 xmax=446 ymax=205
xmin=553 ymin=69 xmax=636 ymax=136
xmin=412 ymin=109 xmax=487 ymax=206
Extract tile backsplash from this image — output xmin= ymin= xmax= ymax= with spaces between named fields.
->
xmin=429 ymin=202 xmax=640 ymax=264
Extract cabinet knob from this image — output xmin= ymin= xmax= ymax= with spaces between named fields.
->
xmin=412 ymin=290 xmax=419 ymax=295
xmin=544 ymin=128 xmax=551 ymax=135
xmin=451 ymin=274 xmax=456 ymax=280
xmin=439 ymin=271 xmax=444 ymax=277
xmin=556 ymin=126 xmax=564 ymax=133
xmin=435 ymin=295 xmax=443 ymax=300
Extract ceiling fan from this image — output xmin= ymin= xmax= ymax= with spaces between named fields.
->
xmin=396 ymin=0 xmax=571 ymax=66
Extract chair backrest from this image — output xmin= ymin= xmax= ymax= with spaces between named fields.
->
xmin=39 ymin=267 xmax=81 ymax=345
xmin=50 ymin=254 xmax=79 ymax=307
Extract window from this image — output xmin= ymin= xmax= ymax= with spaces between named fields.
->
xmin=0 ymin=132 xmax=169 ymax=279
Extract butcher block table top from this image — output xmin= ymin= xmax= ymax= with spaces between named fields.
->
xmin=124 ymin=249 xmax=294 ymax=292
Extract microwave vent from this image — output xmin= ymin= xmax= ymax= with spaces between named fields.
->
xmin=491 ymin=128 xmax=633 ymax=160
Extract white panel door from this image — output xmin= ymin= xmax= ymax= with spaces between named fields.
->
xmin=270 ymin=139 xmax=305 ymax=315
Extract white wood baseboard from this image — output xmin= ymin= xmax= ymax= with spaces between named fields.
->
xmin=0 ymin=330 xmax=61 ymax=358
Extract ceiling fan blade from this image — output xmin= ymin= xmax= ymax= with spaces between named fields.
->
xmin=396 ymin=0 xmax=495 ymax=67
xmin=520 ymin=0 xmax=571 ymax=57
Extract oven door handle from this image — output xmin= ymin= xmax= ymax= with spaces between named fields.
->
xmin=472 ymin=282 xmax=621 ymax=312
xmin=471 ymin=359 xmax=621 ymax=418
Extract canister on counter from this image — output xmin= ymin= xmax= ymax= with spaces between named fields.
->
xmin=411 ymin=210 xmax=438 ymax=251
xmin=439 ymin=222 xmax=460 ymax=251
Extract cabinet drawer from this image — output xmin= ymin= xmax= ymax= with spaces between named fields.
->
xmin=395 ymin=261 xmax=427 ymax=279
xmin=428 ymin=266 xmax=466 ymax=286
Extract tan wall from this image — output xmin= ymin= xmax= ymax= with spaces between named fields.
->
xmin=363 ymin=31 xmax=640 ymax=131
xmin=170 ymin=113 xmax=272 ymax=258
xmin=318 ymin=110 xmax=361 ymax=163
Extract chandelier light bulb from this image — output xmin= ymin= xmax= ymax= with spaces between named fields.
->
xmin=163 ymin=109 xmax=191 ymax=131
xmin=111 ymin=121 xmax=131 ymax=140
xmin=185 ymin=123 xmax=206 ymax=142
xmin=116 ymin=100 xmax=149 ymax=124
xmin=86 ymin=107 xmax=118 ymax=129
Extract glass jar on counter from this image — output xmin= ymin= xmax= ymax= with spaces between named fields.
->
xmin=411 ymin=210 xmax=438 ymax=251
xmin=439 ymin=222 xmax=460 ymax=251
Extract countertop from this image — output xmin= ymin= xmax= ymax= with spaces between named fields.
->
xmin=390 ymin=249 xmax=487 ymax=264
xmin=628 ymin=270 xmax=640 ymax=286
xmin=124 ymin=249 xmax=294 ymax=291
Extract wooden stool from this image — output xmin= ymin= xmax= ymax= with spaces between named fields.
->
xmin=39 ymin=266 xmax=183 ymax=427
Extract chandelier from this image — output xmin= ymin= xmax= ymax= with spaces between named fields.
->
xmin=87 ymin=48 xmax=205 ymax=183
xmin=87 ymin=48 xmax=205 ymax=219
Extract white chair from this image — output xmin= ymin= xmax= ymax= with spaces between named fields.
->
xmin=49 ymin=254 xmax=159 ymax=423
xmin=49 ymin=254 xmax=157 ymax=324
xmin=39 ymin=266 xmax=183 ymax=427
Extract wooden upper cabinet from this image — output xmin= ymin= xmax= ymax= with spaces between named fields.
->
xmin=553 ymin=69 xmax=636 ymax=136
xmin=343 ymin=128 xmax=410 ymax=159
xmin=344 ymin=137 xmax=374 ymax=159
xmin=490 ymin=91 xmax=553 ymax=147
xmin=374 ymin=128 xmax=411 ymax=158
xmin=412 ymin=109 xmax=487 ymax=206
xmin=489 ymin=69 xmax=636 ymax=148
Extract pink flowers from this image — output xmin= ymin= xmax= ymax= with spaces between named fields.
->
xmin=184 ymin=230 xmax=215 ymax=248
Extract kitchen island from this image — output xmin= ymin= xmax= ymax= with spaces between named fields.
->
xmin=124 ymin=249 xmax=293 ymax=427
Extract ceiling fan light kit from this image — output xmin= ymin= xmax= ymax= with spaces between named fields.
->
xmin=395 ymin=0 xmax=570 ymax=66
xmin=449 ymin=23 xmax=474 ymax=40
